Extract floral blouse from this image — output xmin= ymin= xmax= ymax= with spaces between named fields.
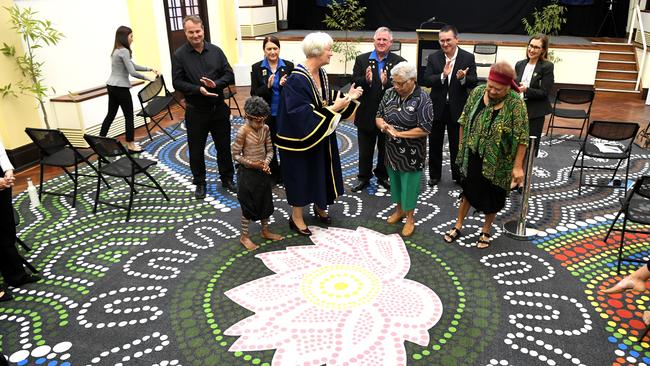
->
xmin=457 ymin=84 xmax=529 ymax=190
xmin=377 ymin=86 xmax=434 ymax=172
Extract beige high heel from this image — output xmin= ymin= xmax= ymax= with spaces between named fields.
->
xmin=125 ymin=141 xmax=143 ymax=152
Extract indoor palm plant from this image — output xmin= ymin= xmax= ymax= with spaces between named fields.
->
xmin=1 ymin=5 xmax=64 ymax=128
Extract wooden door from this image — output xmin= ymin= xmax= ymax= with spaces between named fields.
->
xmin=163 ymin=0 xmax=211 ymax=58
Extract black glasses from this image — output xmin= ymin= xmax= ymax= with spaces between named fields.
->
xmin=528 ymin=44 xmax=542 ymax=50
xmin=391 ymin=79 xmax=411 ymax=87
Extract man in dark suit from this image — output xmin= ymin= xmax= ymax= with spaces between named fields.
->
xmin=350 ymin=27 xmax=406 ymax=192
xmin=422 ymin=25 xmax=477 ymax=186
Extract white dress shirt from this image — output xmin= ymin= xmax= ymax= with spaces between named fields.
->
xmin=0 ymin=138 xmax=14 ymax=173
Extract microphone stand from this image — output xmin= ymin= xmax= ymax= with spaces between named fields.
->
xmin=596 ymin=0 xmax=618 ymax=37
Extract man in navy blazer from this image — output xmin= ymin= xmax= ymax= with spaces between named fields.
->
xmin=351 ymin=27 xmax=406 ymax=192
xmin=422 ymin=25 xmax=477 ymax=186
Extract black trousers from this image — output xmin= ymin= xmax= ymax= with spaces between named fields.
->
xmin=529 ymin=116 xmax=544 ymax=157
xmin=185 ymin=103 xmax=234 ymax=185
xmin=0 ymin=188 xmax=27 ymax=285
xmin=100 ymin=85 xmax=135 ymax=142
xmin=266 ymin=115 xmax=281 ymax=179
xmin=357 ymin=127 xmax=387 ymax=181
xmin=428 ymin=104 xmax=460 ymax=181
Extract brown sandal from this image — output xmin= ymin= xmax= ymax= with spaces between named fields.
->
xmin=477 ymin=232 xmax=492 ymax=249
xmin=443 ymin=227 xmax=462 ymax=243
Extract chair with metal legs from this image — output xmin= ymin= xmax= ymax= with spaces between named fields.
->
xmin=25 ymin=128 xmax=108 ymax=208
xmin=83 ymin=134 xmax=170 ymax=222
xmin=569 ymin=120 xmax=639 ymax=194
xmin=603 ymin=175 xmax=650 ymax=274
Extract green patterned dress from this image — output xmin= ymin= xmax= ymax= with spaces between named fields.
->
xmin=456 ymin=84 xmax=529 ymax=213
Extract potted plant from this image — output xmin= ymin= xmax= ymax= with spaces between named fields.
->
xmin=322 ymin=0 xmax=366 ymax=86
xmin=522 ymin=0 xmax=567 ymax=63
xmin=1 ymin=5 xmax=64 ymax=129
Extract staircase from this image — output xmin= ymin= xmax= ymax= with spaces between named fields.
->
xmin=592 ymin=41 xmax=641 ymax=95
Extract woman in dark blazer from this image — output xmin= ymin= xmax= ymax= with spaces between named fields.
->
xmin=250 ymin=36 xmax=294 ymax=182
xmin=515 ymin=33 xmax=555 ymax=157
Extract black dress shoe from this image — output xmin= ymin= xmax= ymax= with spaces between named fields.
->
xmin=7 ymin=273 xmax=41 ymax=287
xmin=427 ymin=178 xmax=440 ymax=187
xmin=313 ymin=205 xmax=332 ymax=225
xmin=289 ymin=217 xmax=312 ymax=236
xmin=222 ymin=180 xmax=238 ymax=193
xmin=351 ymin=180 xmax=370 ymax=192
xmin=377 ymin=177 xmax=391 ymax=190
xmin=195 ymin=184 xmax=206 ymax=199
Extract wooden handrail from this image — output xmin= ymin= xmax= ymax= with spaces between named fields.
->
xmin=50 ymin=80 xmax=145 ymax=103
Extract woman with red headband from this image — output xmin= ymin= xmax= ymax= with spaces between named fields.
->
xmin=443 ymin=61 xmax=529 ymax=249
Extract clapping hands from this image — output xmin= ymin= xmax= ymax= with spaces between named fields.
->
xmin=347 ymin=83 xmax=363 ymax=101
xmin=199 ymin=77 xmax=219 ymax=97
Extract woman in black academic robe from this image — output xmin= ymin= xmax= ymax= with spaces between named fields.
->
xmin=275 ymin=32 xmax=362 ymax=236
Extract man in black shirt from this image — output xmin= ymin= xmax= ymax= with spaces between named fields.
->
xmin=172 ymin=15 xmax=236 ymax=199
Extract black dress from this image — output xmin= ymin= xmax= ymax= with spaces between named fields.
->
xmin=460 ymin=103 xmax=508 ymax=214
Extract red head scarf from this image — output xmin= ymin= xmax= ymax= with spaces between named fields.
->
xmin=488 ymin=69 xmax=520 ymax=93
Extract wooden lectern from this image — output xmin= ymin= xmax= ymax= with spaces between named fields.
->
xmin=416 ymin=22 xmax=445 ymax=85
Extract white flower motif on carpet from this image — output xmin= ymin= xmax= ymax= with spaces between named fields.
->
xmin=224 ymin=226 xmax=443 ymax=365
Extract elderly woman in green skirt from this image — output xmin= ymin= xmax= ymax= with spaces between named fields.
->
xmin=376 ymin=61 xmax=433 ymax=237
xmin=443 ymin=61 xmax=529 ymax=249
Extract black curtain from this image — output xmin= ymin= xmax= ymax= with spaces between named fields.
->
xmin=287 ymin=0 xmax=628 ymax=37
xmin=562 ymin=0 xmax=630 ymax=37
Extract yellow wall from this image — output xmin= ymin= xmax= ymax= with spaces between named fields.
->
xmin=0 ymin=0 xmax=45 ymax=149
xmin=0 ymin=0 xmax=238 ymax=151
xmin=216 ymin=0 xmax=238 ymax=63
xmin=127 ymin=0 xmax=162 ymax=72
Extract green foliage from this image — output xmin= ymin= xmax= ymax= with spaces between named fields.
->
xmin=522 ymin=1 xmax=567 ymax=36
xmin=1 ymin=5 xmax=64 ymax=128
xmin=322 ymin=0 xmax=366 ymax=75
xmin=522 ymin=1 xmax=567 ymax=64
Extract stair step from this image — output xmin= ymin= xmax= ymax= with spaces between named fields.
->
xmin=595 ymin=78 xmax=636 ymax=83
xmin=595 ymin=87 xmax=641 ymax=94
xmin=596 ymin=70 xmax=637 ymax=80
xmin=598 ymin=60 xmax=637 ymax=71
xmin=600 ymin=50 xmax=635 ymax=55
xmin=599 ymin=52 xmax=636 ymax=61
xmin=595 ymin=80 xmax=638 ymax=90
xmin=597 ymin=68 xmax=637 ymax=73
xmin=592 ymin=41 xmax=628 ymax=45
xmin=591 ymin=41 xmax=635 ymax=52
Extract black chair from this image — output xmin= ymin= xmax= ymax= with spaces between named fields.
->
xmin=25 ymin=128 xmax=107 ymax=208
xmin=13 ymin=207 xmax=38 ymax=274
xmin=137 ymin=76 xmax=178 ymax=141
xmin=473 ymin=43 xmax=498 ymax=84
xmin=83 ymin=134 xmax=170 ymax=222
xmin=603 ymin=175 xmax=650 ymax=274
xmin=224 ymin=85 xmax=242 ymax=116
xmin=569 ymin=120 xmax=639 ymax=194
xmin=636 ymin=123 xmax=650 ymax=149
xmin=546 ymin=88 xmax=595 ymax=142
xmin=389 ymin=40 xmax=402 ymax=55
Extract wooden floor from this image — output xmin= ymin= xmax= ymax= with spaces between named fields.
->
xmin=11 ymin=86 xmax=650 ymax=195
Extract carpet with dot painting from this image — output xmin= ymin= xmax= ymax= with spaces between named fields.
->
xmin=2 ymin=118 xmax=650 ymax=366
